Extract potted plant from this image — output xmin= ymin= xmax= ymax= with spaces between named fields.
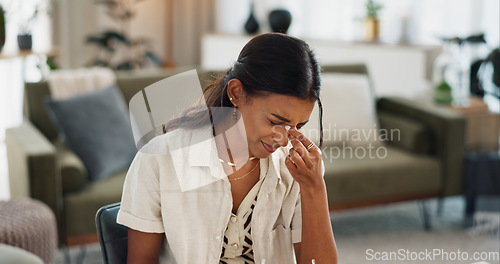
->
xmin=17 ymin=7 xmax=39 ymax=51
xmin=364 ymin=0 xmax=383 ymax=42
xmin=4 ymin=0 xmax=51 ymax=51
xmin=86 ymin=0 xmax=163 ymax=70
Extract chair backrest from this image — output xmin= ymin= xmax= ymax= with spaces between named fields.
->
xmin=96 ymin=203 xmax=128 ymax=264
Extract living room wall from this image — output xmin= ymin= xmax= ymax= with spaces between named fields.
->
xmin=48 ymin=0 xmax=500 ymax=69
xmin=217 ymin=0 xmax=499 ymax=46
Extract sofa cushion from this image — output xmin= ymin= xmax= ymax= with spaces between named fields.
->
xmin=47 ymin=67 xmax=116 ymax=100
xmin=45 ymin=85 xmax=137 ymax=181
xmin=63 ymin=169 xmax=127 ymax=236
xmin=323 ymin=145 xmax=441 ymax=206
xmin=302 ymin=73 xmax=382 ymax=147
xmin=378 ymin=111 xmax=433 ymax=154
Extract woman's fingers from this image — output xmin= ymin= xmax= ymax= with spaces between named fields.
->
xmin=285 ymin=128 xmax=324 ymax=187
xmin=289 ymin=138 xmax=314 ymax=168
xmin=287 ymin=128 xmax=321 ymax=154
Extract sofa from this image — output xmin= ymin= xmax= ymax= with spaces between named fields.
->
xmin=6 ymin=65 xmax=466 ymax=247
xmin=6 ymin=67 xmax=216 ymax=246
xmin=318 ymin=65 xmax=466 ymax=216
xmin=324 ymin=97 xmax=466 ymax=207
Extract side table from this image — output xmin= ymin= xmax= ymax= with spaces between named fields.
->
xmin=450 ymin=96 xmax=500 ymax=227
xmin=0 ymin=48 xmax=59 ymax=82
xmin=450 ymin=96 xmax=500 ymax=152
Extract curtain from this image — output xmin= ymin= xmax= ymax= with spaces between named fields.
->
xmin=171 ymin=0 xmax=216 ymax=66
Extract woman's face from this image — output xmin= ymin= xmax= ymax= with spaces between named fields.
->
xmin=228 ymin=79 xmax=315 ymax=159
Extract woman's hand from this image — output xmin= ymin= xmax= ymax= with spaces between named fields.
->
xmin=284 ymin=128 xmax=324 ymax=191
xmin=285 ymin=128 xmax=338 ymax=264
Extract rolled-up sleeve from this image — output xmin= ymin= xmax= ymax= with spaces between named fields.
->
xmin=117 ymin=150 xmax=165 ymax=233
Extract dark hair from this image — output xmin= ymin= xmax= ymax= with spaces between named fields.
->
xmin=164 ymin=33 xmax=324 ymax=148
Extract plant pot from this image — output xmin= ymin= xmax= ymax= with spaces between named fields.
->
xmin=364 ymin=17 xmax=379 ymax=42
xmin=269 ymin=9 xmax=292 ymax=34
xmin=434 ymin=80 xmax=453 ymax=104
xmin=0 ymin=6 xmax=5 ymax=52
xmin=18 ymin=34 xmax=33 ymax=51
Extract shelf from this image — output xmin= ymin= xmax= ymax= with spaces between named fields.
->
xmin=0 ymin=47 xmax=60 ymax=60
xmin=201 ymin=34 xmax=442 ymax=97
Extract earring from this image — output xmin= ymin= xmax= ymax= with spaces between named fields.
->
xmin=229 ymin=97 xmax=233 ymax=101
xmin=232 ymin=107 xmax=238 ymax=119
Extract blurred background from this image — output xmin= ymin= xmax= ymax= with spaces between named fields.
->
xmin=0 ymin=0 xmax=499 ymax=138
xmin=0 ymin=0 xmax=499 ymax=263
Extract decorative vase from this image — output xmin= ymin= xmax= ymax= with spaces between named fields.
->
xmin=268 ymin=9 xmax=292 ymax=34
xmin=18 ymin=34 xmax=32 ymax=51
xmin=364 ymin=17 xmax=379 ymax=42
xmin=244 ymin=2 xmax=259 ymax=34
xmin=0 ymin=6 xmax=5 ymax=52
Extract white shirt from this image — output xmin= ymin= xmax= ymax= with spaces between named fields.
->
xmin=117 ymin=123 xmax=324 ymax=264
xmin=220 ymin=158 xmax=267 ymax=263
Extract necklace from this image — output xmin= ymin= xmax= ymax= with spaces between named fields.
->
xmin=219 ymin=156 xmax=258 ymax=167
xmin=228 ymin=160 xmax=259 ymax=181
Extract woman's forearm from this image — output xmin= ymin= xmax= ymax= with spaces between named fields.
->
xmin=127 ymin=228 xmax=163 ymax=264
xmin=297 ymin=182 xmax=338 ymax=264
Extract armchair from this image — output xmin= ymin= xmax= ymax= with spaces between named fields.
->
xmin=317 ymin=65 xmax=466 ymax=228
xmin=6 ymin=68 xmax=215 ymax=246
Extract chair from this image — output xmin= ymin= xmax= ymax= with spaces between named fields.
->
xmin=96 ymin=203 xmax=128 ymax=264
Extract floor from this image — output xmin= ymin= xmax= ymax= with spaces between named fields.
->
xmin=53 ymin=197 xmax=500 ymax=264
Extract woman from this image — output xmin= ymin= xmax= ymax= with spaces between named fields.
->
xmin=117 ymin=33 xmax=338 ymax=264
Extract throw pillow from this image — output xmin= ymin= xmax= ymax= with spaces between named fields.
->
xmin=301 ymin=73 xmax=383 ymax=147
xmin=45 ymin=85 xmax=137 ymax=181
